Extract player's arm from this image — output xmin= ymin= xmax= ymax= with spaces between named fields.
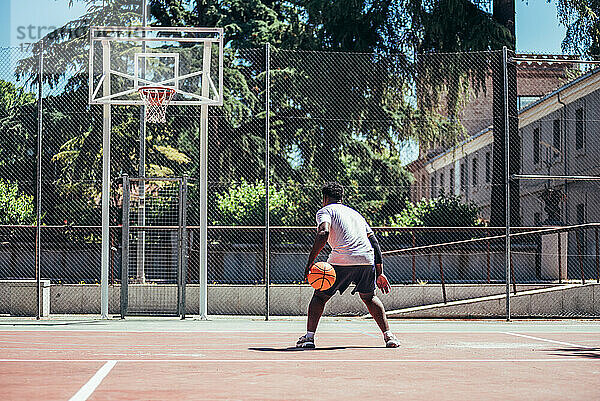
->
xmin=368 ymin=232 xmax=390 ymax=294
xmin=304 ymin=222 xmax=330 ymax=279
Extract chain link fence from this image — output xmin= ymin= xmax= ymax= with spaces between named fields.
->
xmin=0 ymin=42 xmax=599 ymax=318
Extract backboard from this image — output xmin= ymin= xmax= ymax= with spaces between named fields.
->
xmin=89 ymin=26 xmax=223 ymax=106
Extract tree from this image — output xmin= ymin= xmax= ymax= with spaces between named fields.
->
xmin=0 ymin=179 xmax=36 ymax=225
xmin=392 ymin=195 xmax=483 ymax=227
xmin=0 ymin=81 xmax=37 ymax=196
xmin=557 ymin=0 xmax=600 ymax=57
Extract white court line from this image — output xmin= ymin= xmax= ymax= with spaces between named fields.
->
xmin=68 ymin=360 xmax=116 ymax=401
xmin=0 ymin=358 xmax=590 ymax=363
xmin=502 ymin=332 xmax=589 ymax=348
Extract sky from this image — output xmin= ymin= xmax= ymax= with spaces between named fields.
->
xmin=0 ymin=0 xmax=570 ymax=53
xmin=516 ymin=0 xmax=567 ymax=54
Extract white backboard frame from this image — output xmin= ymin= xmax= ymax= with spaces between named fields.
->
xmin=89 ymin=26 xmax=224 ymax=106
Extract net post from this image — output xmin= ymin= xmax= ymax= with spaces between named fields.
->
xmin=121 ymin=174 xmax=130 ymax=319
xmin=265 ymin=42 xmax=271 ymax=321
xmin=101 ymin=39 xmax=111 ymax=319
xmin=503 ymin=46 xmax=511 ymax=322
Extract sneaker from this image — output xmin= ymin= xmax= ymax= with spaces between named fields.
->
xmin=384 ymin=333 xmax=400 ymax=348
xmin=295 ymin=335 xmax=315 ymax=348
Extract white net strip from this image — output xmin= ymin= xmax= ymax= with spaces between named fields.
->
xmin=139 ymin=87 xmax=176 ymax=123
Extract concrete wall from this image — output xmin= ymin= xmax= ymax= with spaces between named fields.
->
xmin=44 ymin=283 xmax=557 ymax=316
xmin=389 ymin=283 xmax=600 ymax=318
xmin=0 ymin=280 xmax=50 ymax=317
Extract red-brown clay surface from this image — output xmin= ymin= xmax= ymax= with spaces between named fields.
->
xmin=0 ymin=319 xmax=599 ymax=400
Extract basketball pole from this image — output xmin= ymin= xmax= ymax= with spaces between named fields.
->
xmin=137 ymin=0 xmax=148 ymax=285
xmin=100 ymin=39 xmax=111 ymax=319
xmin=199 ymin=41 xmax=212 ymax=320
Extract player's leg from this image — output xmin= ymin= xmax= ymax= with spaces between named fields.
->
xmin=296 ymin=290 xmax=331 ymax=348
xmin=353 ymin=265 xmax=400 ymax=348
xmin=359 ymin=292 xmax=389 ymax=332
xmin=308 ymin=290 xmax=331 ymax=332
xmin=359 ymin=292 xmax=399 ymax=348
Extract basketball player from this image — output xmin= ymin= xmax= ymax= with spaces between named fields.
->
xmin=295 ymin=182 xmax=400 ymax=348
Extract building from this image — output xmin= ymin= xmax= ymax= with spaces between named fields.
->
xmin=408 ymin=55 xmax=583 ymax=219
xmin=420 ymin=66 xmax=600 ymax=229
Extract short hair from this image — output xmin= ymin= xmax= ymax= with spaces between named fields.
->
xmin=322 ymin=182 xmax=344 ymax=201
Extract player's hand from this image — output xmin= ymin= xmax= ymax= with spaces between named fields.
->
xmin=303 ymin=265 xmax=311 ymax=282
xmin=376 ymin=274 xmax=391 ymax=294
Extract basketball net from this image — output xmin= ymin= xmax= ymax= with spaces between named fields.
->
xmin=138 ymin=86 xmax=176 ymax=123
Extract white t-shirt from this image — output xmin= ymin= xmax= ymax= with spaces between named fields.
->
xmin=315 ymin=203 xmax=374 ymax=266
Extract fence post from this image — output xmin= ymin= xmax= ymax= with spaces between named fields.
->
xmin=576 ymin=229 xmax=585 ymax=285
xmin=264 ymin=42 xmax=271 ymax=321
xmin=121 ymin=174 xmax=130 ymax=319
xmin=502 ymin=47 xmax=512 ymax=321
xmin=438 ymin=253 xmax=446 ymax=303
xmin=411 ymin=231 xmax=416 ymax=283
xmin=595 ymin=227 xmax=599 ymax=283
xmin=176 ymin=178 xmax=183 ymax=317
xmin=486 ymin=229 xmax=491 ymax=283
xmin=35 ymin=40 xmax=44 ymax=320
xmin=557 ymin=232 xmax=562 ymax=284
xmin=510 ymin=252 xmax=517 ymax=295
xmin=180 ymin=175 xmax=189 ymax=319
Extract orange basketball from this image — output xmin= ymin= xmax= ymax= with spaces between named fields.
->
xmin=307 ymin=262 xmax=336 ymax=291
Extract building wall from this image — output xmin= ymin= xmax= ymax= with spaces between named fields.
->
xmin=422 ymin=69 xmax=600 ymax=232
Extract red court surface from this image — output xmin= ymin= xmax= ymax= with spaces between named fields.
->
xmin=0 ymin=318 xmax=599 ymax=400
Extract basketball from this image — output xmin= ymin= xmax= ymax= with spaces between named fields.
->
xmin=307 ymin=262 xmax=336 ymax=291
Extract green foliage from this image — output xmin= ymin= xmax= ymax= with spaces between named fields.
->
xmin=213 ymin=179 xmax=301 ymax=226
xmin=557 ymin=0 xmax=600 ymax=57
xmin=392 ymin=195 xmax=484 ymax=227
xmin=0 ymin=81 xmax=37 ymax=192
xmin=0 ymin=179 xmax=36 ymax=225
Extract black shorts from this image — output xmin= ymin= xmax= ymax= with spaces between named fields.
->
xmin=318 ymin=265 xmax=376 ymax=297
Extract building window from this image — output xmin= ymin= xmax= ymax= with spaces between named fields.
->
xmin=534 ymin=212 xmax=541 ymax=226
xmin=553 ymin=118 xmax=561 ymax=151
xmin=460 ymin=163 xmax=466 ymax=191
xmin=485 ymin=152 xmax=491 ymax=183
xmin=533 ymin=127 xmax=540 ymax=164
xmin=449 ymin=168 xmax=455 ymax=194
xmin=439 ymin=173 xmax=444 ymax=196
xmin=575 ymin=107 xmax=585 ymax=150
xmin=431 ymin=175 xmax=436 ymax=198
xmin=576 ymin=203 xmax=585 ymax=224
xmin=472 ymin=158 xmax=478 ymax=187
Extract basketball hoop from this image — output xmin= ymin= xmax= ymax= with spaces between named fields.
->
xmin=138 ymin=86 xmax=176 ymax=123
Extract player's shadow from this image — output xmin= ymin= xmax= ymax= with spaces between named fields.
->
xmin=249 ymin=346 xmax=382 ymax=352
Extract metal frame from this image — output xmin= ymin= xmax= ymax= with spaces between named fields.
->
xmin=513 ymin=174 xmax=600 ymax=181
xmin=92 ymin=25 xmax=224 ymax=319
xmin=120 ymin=176 xmax=187 ymax=318
xmin=89 ymin=26 xmax=224 ymax=106
xmin=503 ymin=47 xmax=511 ymax=321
